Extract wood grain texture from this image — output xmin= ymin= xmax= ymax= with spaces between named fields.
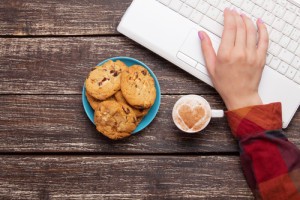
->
xmin=0 ymin=37 xmax=215 ymax=95
xmin=0 ymin=156 xmax=253 ymax=199
xmin=0 ymin=0 xmax=131 ymax=36
xmin=0 ymin=94 xmax=299 ymax=153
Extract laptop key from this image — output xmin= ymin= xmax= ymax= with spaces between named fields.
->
xmin=169 ymin=0 xmax=183 ymax=12
xmin=179 ymin=3 xmax=193 ymax=17
xmin=277 ymin=62 xmax=289 ymax=74
xmin=287 ymin=40 xmax=298 ymax=53
xmin=262 ymin=11 xmax=275 ymax=25
xmin=286 ymin=2 xmax=297 ymax=12
xmin=292 ymin=57 xmax=300 ymax=69
xmin=158 ymin=0 xmax=172 ymax=5
xmin=266 ymin=53 xmax=273 ymax=65
xmin=217 ymin=0 xmax=231 ymax=11
xmin=269 ymin=42 xmax=281 ymax=56
xmin=272 ymin=4 xmax=286 ymax=18
xmin=262 ymin=0 xmax=275 ymax=12
xmin=285 ymin=67 xmax=297 ymax=79
xmin=272 ymin=18 xmax=285 ymax=32
xmin=185 ymin=0 xmax=199 ymax=8
xmin=206 ymin=6 xmax=221 ymax=20
xmin=290 ymin=29 xmax=300 ymax=42
xmin=294 ymin=17 xmax=300 ymax=29
xmin=199 ymin=15 xmax=223 ymax=37
xmin=278 ymin=49 xmax=294 ymax=64
xmin=189 ymin=10 xmax=203 ymax=24
xmin=269 ymin=57 xmax=281 ymax=69
xmin=294 ymin=71 xmax=300 ymax=84
xmin=282 ymin=24 xmax=294 ymax=36
xmin=283 ymin=10 xmax=296 ymax=24
xmin=279 ymin=35 xmax=290 ymax=48
xmin=252 ymin=5 xmax=265 ymax=18
xmin=216 ymin=13 xmax=224 ymax=24
xmin=241 ymin=1 xmax=255 ymax=13
xmin=270 ymin=29 xmax=282 ymax=42
xmin=196 ymin=0 xmax=210 ymax=14
xmin=296 ymin=46 xmax=300 ymax=57
xmin=209 ymin=0 xmax=220 ymax=7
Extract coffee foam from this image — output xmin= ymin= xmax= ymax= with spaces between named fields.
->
xmin=172 ymin=96 xmax=211 ymax=132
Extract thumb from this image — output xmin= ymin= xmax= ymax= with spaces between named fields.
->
xmin=198 ymin=31 xmax=216 ymax=76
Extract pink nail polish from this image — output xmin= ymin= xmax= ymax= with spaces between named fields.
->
xmin=198 ymin=31 xmax=204 ymax=40
xmin=258 ymin=18 xmax=264 ymax=24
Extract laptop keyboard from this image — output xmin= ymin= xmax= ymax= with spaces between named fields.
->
xmin=156 ymin=0 xmax=300 ymax=85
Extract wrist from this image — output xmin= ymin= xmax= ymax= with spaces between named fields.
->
xmin=224 ymin=94 xmax=263 ymax=110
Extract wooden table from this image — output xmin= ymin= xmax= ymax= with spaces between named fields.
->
xmin=0 ymin=1 xmax=299 ymax=199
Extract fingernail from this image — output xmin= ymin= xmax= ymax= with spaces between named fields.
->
xmin=225 ymin=7 xmax=230 ymax=12
xmin=258 ymin=18 xmax=264 ymax=24
xmin=198 ymin=31 xmax=204 ymax=41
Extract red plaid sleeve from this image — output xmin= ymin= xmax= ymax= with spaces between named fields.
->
xmin=226 ymin=103 xmax=300 ymax=200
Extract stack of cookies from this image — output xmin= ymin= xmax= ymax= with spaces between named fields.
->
xmin=85 ymin=60 xmax=156 ymax=140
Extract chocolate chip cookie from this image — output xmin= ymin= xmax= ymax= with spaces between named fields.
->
xmin=114 ymin=90 xmax=150 ymax=118
xmin=85 ymin=60 xmax=127 ymax=100
xmin=85 ymin=91 xmax=102 ymax=110
xmin=121 ymin=65 xmax=156 ymax=109
xmin=94 ymin=100 xmax=137 ymax=140
xmin=86 ymin=91 xmax=115 ymax=110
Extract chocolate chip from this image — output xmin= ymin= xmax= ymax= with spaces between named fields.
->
xmin=98 ymin=77 xmax=109 ymax=86
xmin=142 ymin=70 xmax=147 ymax=76
xmin=110 ymin=70 xmax=115 ymax=74
xmin=135 ymin=105 xmax=144 ymax=109
xmin=113 ymin=71 xmax=119 ymax=77
xmin=122 ymin=106 xmax=130 ymax=114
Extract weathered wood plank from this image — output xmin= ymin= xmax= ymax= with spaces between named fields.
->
xmin=0 ymin=37 xmax=215 ymax=95
xmin=0 ymin=95 xmax=298 ymax=153
xmin=0 ymin=0 xmax=131 ymax=36
xmin=0 ymin=156 xmax=253 ymax=199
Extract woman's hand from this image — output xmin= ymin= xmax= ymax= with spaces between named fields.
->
xmin=199 ymin=8 xmax=269 ymax=110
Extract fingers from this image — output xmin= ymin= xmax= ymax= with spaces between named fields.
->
xmin=233 ymin=10 xmax=246 ymax=50
xmin=199 ymin=31 xmax=217 ymax=76
xmin=241 ymin=14 xmax=257 ymax=51
xmin=257 ymin=19 xmax=269 ymax=62
xmin=219 ymin=8 xmax=236 ymax=53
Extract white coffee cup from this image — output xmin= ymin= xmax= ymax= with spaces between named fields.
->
xmin=172 ymin=95 xmax=224 ymax=133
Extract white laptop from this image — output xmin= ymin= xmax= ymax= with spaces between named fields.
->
xmin=117 ymin=0 xmax=300 ymax=128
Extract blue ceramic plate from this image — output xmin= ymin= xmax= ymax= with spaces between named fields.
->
xmin=82 ymin=57 xmax=161 ymax=134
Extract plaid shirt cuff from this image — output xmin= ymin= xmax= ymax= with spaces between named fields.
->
xmin=225 ymin=103 xmax=282 ymax=139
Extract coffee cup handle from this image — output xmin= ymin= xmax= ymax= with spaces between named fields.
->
xmin=211 ymin=110 xmax=224 ymax=118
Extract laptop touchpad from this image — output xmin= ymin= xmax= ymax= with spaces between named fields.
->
xmin=179 ymin=29 xmax=220 ymax=66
